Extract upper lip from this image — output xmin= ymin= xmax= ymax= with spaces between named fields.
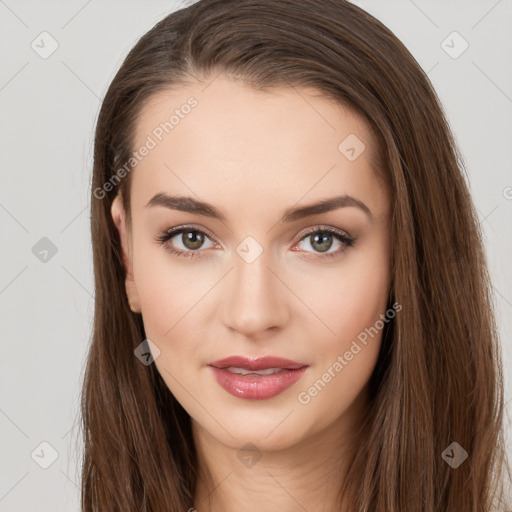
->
xmin=208 ymin=356 xmax=307 ymax=371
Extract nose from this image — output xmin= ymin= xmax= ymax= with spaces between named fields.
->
xmin=220 ymin=250 xmax=290 ymax=339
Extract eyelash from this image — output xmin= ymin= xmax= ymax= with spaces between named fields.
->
xmin=155 ymin=224 xmax=355 ymax=261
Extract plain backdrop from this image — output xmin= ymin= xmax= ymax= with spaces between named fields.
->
xmin=1 ymin=1 xmax=511 ymax=510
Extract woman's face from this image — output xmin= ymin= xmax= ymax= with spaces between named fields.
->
xmin=111 ymin=74 xmax=392 ymax=451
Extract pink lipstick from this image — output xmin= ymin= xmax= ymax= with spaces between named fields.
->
xmin=208 ymin=356 xmax=308 ymax=400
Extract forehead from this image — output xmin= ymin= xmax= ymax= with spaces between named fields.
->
xmin=129 ymin=75 xmax=389 ymax=219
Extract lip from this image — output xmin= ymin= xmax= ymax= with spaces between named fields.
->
xmin=209 ymin=356 xmax=306 ymax=371
xmin=208 ymin=356 xmax=309 ymax=400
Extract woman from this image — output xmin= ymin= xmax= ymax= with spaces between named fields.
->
xmin=82 ymin=0 xmax=510 ymax=510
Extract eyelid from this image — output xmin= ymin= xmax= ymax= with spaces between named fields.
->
xmin=296 ymin=224 xmax=352 ymax=241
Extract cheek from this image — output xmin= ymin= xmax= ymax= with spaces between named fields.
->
xmin=291 ymin=231 xmax=390 ymax=414
xmin=294 ymin=252 xmax=390 ymax=425
xmin=297 ymin=233 xmax=390 ymax=356
xmin=131 ymin=241 xmax=228 ymax=376
xmin=132 ymin=243 xmax=202 ymax=342
xmin=329 ymin=264 xmax=389 ymax=345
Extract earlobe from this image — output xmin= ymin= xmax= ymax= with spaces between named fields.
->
xmin=110 ymin=195 xmax=141 ymax=314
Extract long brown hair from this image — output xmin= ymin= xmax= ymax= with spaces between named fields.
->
xmin=81 ymin=0 xmax=510 ymax=510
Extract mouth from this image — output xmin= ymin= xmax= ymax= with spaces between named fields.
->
xmin=208 ymin=356 xmax=309 ymax=400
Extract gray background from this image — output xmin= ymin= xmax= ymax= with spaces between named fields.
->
xmin=1 ymin=1 xmax=511 ymax=510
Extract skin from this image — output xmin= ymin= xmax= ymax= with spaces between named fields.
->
xmin=111 ymin=74 xmax=392 ymax=512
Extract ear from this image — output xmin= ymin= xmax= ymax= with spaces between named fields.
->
xmin=111 ymin=194 xmax=141 ymax=313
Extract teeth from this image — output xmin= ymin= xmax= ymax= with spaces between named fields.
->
xmin=225 ymin=367 xmax=283 ymax=376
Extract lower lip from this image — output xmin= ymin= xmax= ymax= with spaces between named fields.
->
xmin=209 ymin=366 xmax=308 ymax=400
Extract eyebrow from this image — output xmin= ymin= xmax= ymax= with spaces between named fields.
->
xmin=145 ymin=193 xmax=372 ymax=222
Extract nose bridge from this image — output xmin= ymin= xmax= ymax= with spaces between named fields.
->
xmin=221 ymin=243 xmax=289 ymax=336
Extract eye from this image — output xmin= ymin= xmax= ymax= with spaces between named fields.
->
xmin=156 ymin=224 xmax=355 ymax=261
xmin=292 ymin=226 xmax=355 ymax=260
xmin=156 ymin=225 xmax=217 ymax=259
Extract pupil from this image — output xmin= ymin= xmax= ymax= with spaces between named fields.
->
xmin=183 ymin=230 xmax=204 ymax=250
xmin=311 ymin=233 xmax=332 ymax=253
